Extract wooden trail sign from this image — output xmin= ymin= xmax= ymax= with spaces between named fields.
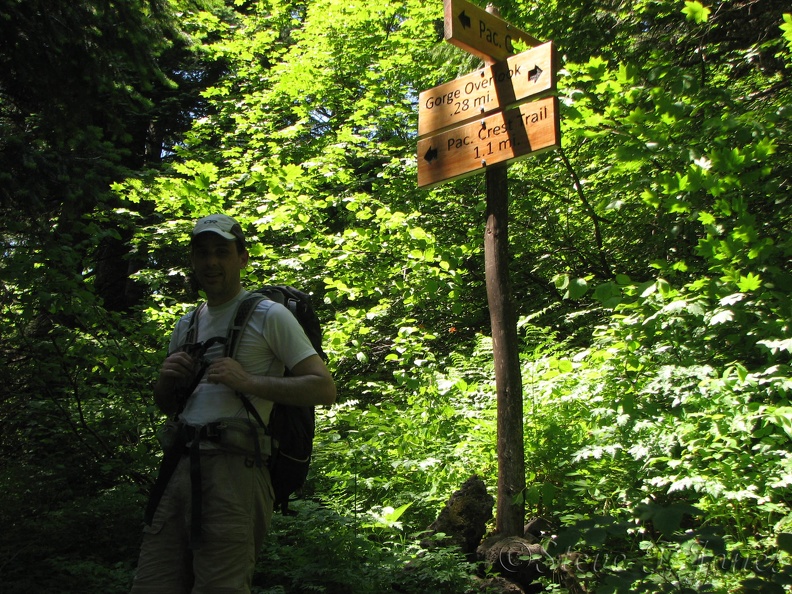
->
xmin=418 ymin=42 xmax=557 ymax=138
xmin=444 ymin=0 xmax=541 ymax=62
xmin=418 ymin=96 xmax=559 ymax=188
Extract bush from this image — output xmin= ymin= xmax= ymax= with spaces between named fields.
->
xmin=254 ymin=501 xmax=474 ymax=594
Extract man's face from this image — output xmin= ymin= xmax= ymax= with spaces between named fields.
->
xmin=190 ymin=232 xmax=249 ymax=306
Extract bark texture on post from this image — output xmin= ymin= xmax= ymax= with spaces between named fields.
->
xmin=484 ymin=163 xmax=525 ymax=536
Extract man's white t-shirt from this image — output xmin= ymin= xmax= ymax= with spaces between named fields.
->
xmin=167 ymin=289 xmax=317 ymax=426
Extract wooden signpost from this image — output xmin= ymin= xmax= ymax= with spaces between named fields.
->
xmin=418 ymin=3 xmax=559 ymax=189
xmin=418 ymin=1 xmax=561 ymax=537
xmin=418 ymin=41 xmax=556 ymax=138
xmin=443 ymin=0 xmax=541 ymax=62
xmin=418 ymin=96 xmax=559 ymax=188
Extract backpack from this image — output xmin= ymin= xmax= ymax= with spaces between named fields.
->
xmin=227 ymin=285 xmax=326 ymax=514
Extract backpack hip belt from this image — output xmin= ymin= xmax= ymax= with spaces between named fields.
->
xmin=184 ymin=418 xmax=272 ymax=459
xmin=145 ymin=417 xmax=272 ymax=549
xmin=158 ymin=418 xmax=271 ymax=458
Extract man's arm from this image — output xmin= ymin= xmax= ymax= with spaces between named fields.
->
xmin=206 ymin=354 xmax=336 ymax=407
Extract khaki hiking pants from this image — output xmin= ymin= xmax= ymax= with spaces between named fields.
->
xmin=131 ymin=449 xmax=274 ymax=594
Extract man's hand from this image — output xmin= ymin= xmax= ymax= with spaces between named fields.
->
xmin=206 ymin=357 xmax=251 ymax=393
xmin=153 ymin=351 xmax=200 ymax=415
xmin=160 ymin=351 xmax=199 ymax=388
xmin=206 ymin=354 xmax=335 ymax=407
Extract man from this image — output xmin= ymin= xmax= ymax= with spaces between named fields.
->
xmin=131 ymin=214 xmax=336 ymax=593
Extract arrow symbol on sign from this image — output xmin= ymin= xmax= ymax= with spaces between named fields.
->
xmin=528 ymin=65 xmax=543 ymax=83
xmin=424 ymin=146 xmax=438 ymax=163
xmin=458 ymin=10 xmax=471 ymax=30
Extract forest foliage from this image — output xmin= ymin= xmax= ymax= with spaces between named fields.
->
xmin=1 ymin=0 xmax=791 ymax=592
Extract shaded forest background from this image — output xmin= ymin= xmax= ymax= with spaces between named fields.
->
xmin=1 ymin=0 xmax=791 ymax=592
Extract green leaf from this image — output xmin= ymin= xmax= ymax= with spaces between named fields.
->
xmin=553 ymin=274 xmax=570 ymax=291
xmin=767 ymin=407 xmax=792 ymax=440
xmin=566 ymin=278 xmax=589 ymax=300
xmin=558 ymin=359 xmax=573 ymax=373
xmin=738 ymin=272 xmax=762 ymax=292
xmin=781 ymin=14 xmax=792 ymax=46
xmin=682 ymin=1 xmax=711 ymax=24
xmin=593 ymin=281 xmax=622 ymax=308
xmin=757 ymin=338 xmax=792 ymax=355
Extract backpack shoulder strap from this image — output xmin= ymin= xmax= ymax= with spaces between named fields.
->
xmin=224 ymin=294 xmax=269 ymax=429
xmin=224 ymin=294 xmax=266 ymax=359
xmin=183 ymin=302 xmax=206 ymax=346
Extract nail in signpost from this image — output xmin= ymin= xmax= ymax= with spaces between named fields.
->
xmin=418 ymin=2 xmax=561 ymax=537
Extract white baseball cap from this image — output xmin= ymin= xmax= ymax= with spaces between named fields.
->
xmin=192 ymin=214 xmax=245 ymax=245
